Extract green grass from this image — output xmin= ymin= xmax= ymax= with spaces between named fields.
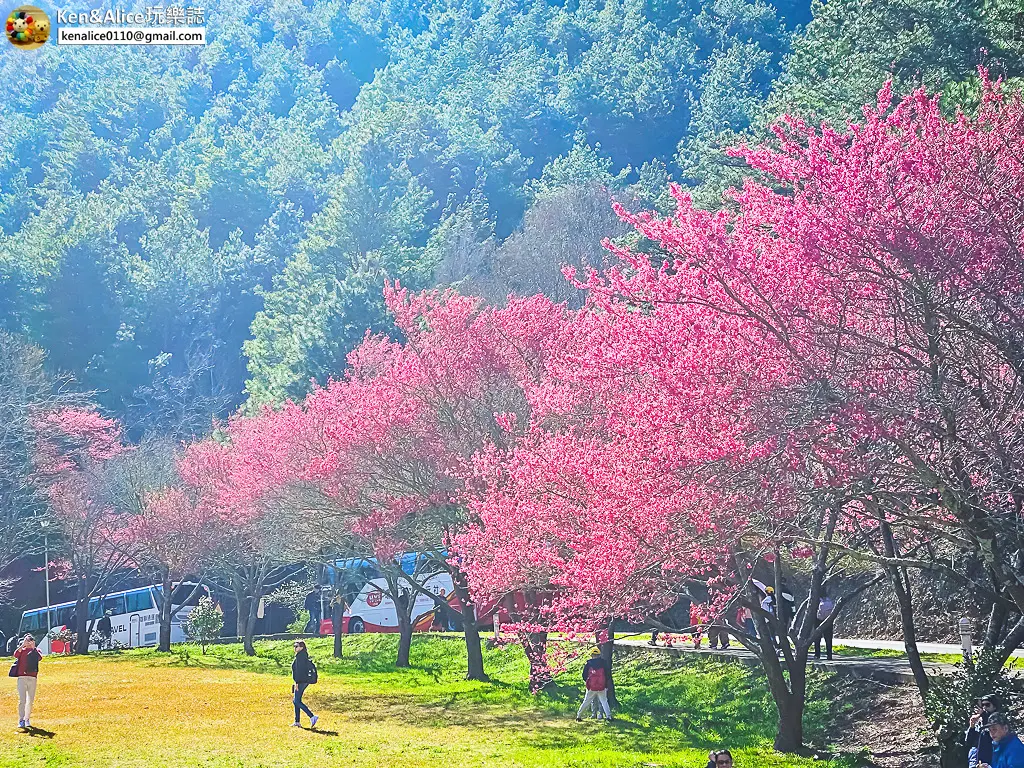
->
xmin=0 ymin=635 xmax=860 ymax=767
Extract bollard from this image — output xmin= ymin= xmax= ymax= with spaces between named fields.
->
xmin=959 ymin=617 xmax=974 ymax=658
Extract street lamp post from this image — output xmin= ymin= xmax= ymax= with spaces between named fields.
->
xmin=959 ymin=616 xmax=974 ymax=660
xmin=40 ymin=519 xmax=51 ymax=654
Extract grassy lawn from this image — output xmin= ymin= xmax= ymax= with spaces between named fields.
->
xmin=0 ymin=635 xmax=855 ymax=768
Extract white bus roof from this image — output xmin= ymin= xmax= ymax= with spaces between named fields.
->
xmin=20 ymin=582 xmax=202 ymax=616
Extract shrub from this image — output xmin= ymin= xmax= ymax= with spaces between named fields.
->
xmin=183 ymin=597 xmax=224 ymax=654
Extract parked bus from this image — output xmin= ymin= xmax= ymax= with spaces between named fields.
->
xmin=323 ymin=554 xmax=463 ymax=634
xmin=321 ymin=553 xmax=522 ymax=634
xmin=6 ymin=582 xmax=209 ymax=656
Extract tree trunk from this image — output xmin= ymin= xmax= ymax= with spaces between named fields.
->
xmin=158 ymin=570 xmax=173 ymax=653
xmin=746 ymin=571 xmax=807 ymax=755
xmin=523 ymin=630 xmax=549 ymax=693
xmin=984 ymin=598 xmax=1008 ymax=649
xmin=996 ymin=617 xmax=1024 ymax=667
xmin=74 ymin=578 xmax=91 ymax=655
xmin=397 ymin=623 xmax=413 ymax=667
xmin=599 ymin=619 xmax=617 ymax=708
xmin=451 ymin=575 xmax=488 ymax=681
xmin=243 ymin=590 xmax=259 ymax=656
xmin=462 ymin=613 xmax=488 ymax=682
xmin=232 ymin=577 xmax=249 ymax=640
xmin=333 ymin=600 xmax=344 ymax=659
xmin=395 ymin=589 xmax=413 ymax=667
xmin=774 ymin=692 xmax=805 ymax=753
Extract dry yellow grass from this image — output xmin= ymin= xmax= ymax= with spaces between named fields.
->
xmin=1 ymin=654 xmax=569 ymax=768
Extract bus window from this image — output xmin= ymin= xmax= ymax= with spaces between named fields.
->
xmin=56 ymin=606 xmax=75 ymax=627
xmin=104 ymin=595 xmax=127 ymax=616
xmin=126 ymin=589 xmax=154 ymax=613
xmin=19 ymin=611 xmax=42 ymax=634
xmin=90 ymin=595 xmax=126 ymax=620
xmin=170 ymin=584 xmax=204 ymax=606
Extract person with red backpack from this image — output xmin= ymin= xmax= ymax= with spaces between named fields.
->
xmin=575 ymin=647 xmax=612 ymax=722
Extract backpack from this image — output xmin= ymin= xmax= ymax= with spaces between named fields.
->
xmin=307 ymin=659 xmax=318 ymax=685
xmin=586 ymin=664 xmax=607 ymax=691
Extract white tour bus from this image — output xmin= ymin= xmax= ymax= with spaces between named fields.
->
xmin=7 ymin=582 xmax=209 ymax=656
xmin=327 ymin=554 xmax=462 ymax=634
xmin=342 ymin=572 xmax=456 ymax=634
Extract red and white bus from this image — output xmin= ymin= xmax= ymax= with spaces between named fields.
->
xmin=321 ymin=554 xmax=459 ymax=634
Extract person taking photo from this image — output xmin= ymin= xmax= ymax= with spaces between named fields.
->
xmin=11 ymin=634 xmax=42 ymax=730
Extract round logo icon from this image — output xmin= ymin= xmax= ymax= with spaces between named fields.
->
xmin=366 ymin=589 xmax=383 ymax=608
xmin=5 ymin=6 xmax=49 ymax=49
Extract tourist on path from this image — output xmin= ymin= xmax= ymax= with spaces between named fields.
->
xmin=982 ymin=712 xmax=1024 ymax=768
xmin=814 ymin=589 xmax=835 ymax=660
xmin=736 ymin=605 xmax=755 ymax=639
xmin=706 ymin=750 xmax=734 ymax=768
xmin=11 ymin=634 xmax=42 ymax=730
xmin=290 ymin=640 xmax=319 ymax=729
xmin=576 ymin=648 xmax=612 ymax=722
xmin=304 ymin=589 xmax=322 ymax=635
xmin=97 ymin=610 xmax=113 ymax=650
xmin=967 ymin=694 xmax=1001 ymax=768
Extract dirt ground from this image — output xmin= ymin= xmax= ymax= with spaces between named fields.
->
xmin=828 ymin=678 xmax=937 ymax=767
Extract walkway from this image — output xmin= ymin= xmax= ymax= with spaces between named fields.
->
xmin=832 ymin=636 xmax=1024 ymax=659
xmin=611 ymin=636 xmax=1002 ymax=685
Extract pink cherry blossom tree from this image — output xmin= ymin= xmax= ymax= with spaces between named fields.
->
xmin=31 ymin=408 xmax=134 ymax=654
xmin=179 ymin=417 xmax=307 ymax=656
xmin=459 ymin=77 xmax=1024 ymax=754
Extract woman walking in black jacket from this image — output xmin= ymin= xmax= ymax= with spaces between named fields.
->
xmin=290 ymin=641 xmax=318 ymax=728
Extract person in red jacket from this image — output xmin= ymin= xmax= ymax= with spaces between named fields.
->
xmin=575 ymin=648 xmax=612 ymax=722
xmin=12 ymin=634 xmax=42 ymax=730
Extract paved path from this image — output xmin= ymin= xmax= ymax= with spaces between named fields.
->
xmin=832 ymin=636 xmax=1024 ymax=659
xmin=612 ymin=637 xmax=969 ymax=685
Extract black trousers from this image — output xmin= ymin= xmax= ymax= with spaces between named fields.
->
xmin=814 ymin=619 xmax=833 ymax=659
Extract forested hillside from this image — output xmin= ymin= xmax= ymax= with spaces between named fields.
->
xmin=1 ymin=0 xmax=1021 ymax=435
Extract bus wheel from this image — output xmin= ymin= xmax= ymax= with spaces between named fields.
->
xmin=348 ymin=618 xmax=365 ymax=634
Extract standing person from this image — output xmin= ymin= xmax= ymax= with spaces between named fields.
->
xmin=575 ymin=648 xmax=612 ymax=722
xmin=11 ymin=634 xmax=42 ymax=730
xmin=982 ymin=712 xmax=1024 ymax=768
xmin=97 ymin=610 xmax=113 ymax=650
xmin=759 ymin=586 xmax=778 ymax=645
xmin=290 ymin=640 xmax=319 ymax=729
xmin=706 ymin=751 xmax=734 ymax=768
xmin=303 ymin=588 xmax=321 ymax=636
xmin=778 ymin=581 xmax=796 ymax=634
xmin=814 ymin=589 xmax=836 ymax=661
xmin=736 ymin=605 xmax=756 ymax=638
xmin=968 ymin=696 xmax=1003 ymax=768
xmin=432 ymin=591 xmax=449 ymax=632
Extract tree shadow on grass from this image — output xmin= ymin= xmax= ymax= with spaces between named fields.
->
xmin=307 ymin=651 xmax=817 ymax=757
xmin=311 ymin=685 xmax=721 ymax=757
